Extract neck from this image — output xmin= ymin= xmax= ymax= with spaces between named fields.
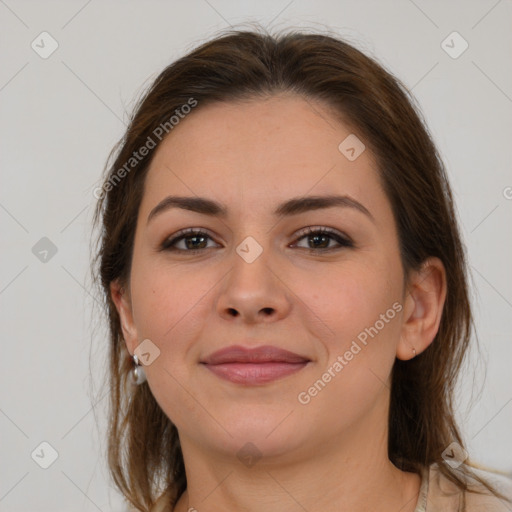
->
xmin=172 ymin=394 xmax=421 ymax=512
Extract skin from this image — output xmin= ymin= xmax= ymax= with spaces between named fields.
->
xmin=111 ymin=93 xmax=447 ymax=512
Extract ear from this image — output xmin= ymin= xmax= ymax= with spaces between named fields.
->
xmin=397 ymin=257 xmax=447 ymax=360
xmin=110 ymin=279 xmax=138 ymax=355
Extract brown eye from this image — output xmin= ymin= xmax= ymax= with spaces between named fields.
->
xmin=161 ymin=229 xmax=218 ymax=252
xmin=292 ymin=227 xmax=354 ymax=252
xmin=160 ymin=226 xmax=354 ymax=254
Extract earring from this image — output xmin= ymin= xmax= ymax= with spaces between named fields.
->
xmin=411 ymin=346 xmax=417 ymax=358
xmin=131 ymin=354 xmax=147 ymax=385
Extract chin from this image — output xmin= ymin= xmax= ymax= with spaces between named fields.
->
xmin=207 ymin=413 xmax=307 ymax=459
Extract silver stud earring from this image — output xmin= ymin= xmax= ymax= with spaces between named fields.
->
xmin=131 ymin=354 xmax=147 ymax=385
xmin=411 ymin=346 xmax=417 ymax=358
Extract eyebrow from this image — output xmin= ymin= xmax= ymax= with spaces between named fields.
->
xmin=147 ymin=194 xmax=374 ymax=224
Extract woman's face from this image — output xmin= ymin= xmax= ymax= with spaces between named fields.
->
xmin=114 ymin=94 xmax=413 ymax=461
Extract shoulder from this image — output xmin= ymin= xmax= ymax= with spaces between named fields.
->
xmin=149 ymin=467 xmax=512 ymax=512
xmin=424 ymin=463 xmax=512 ymax=511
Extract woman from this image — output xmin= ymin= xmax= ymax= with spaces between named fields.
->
xmin=92 ymin=27 xmax=512 ymax=512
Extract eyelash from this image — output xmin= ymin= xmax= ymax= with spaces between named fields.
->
xmin=159 ymin=226 xmax=354 ymax=254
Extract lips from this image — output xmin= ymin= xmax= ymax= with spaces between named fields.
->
xmin=201 ymin=345 xmax=309 ymax=364
xmin=201 ymin=345 xmax=310 ymax=385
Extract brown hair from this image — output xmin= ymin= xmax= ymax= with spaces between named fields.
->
xmin=91 ymin=25 xmax=510 ymax=511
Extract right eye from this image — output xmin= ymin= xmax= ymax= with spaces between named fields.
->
xmin=160 ymin=228 xmax=219 ymax=253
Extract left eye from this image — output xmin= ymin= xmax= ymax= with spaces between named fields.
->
xmin=160 ymin=227 xmax=353 ymax=253
xmin=292 ymin=227 xmax=354 ymax=251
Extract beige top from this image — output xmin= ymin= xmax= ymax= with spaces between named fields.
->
xmin=149 ymin=463 xmax=512 ymax=512
xmin=414 ymin=463 xmax=512 ymax=511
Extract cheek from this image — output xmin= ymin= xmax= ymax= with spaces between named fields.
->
xmin=130 ymin=261 xmax=204 ymax=350
xmin=129 ymin=265 xmax=213 ymax=427
xmin=297 ymin=260 xmax=401 ymax=350
xmin=295 ymin=266 xmax=402 ymax=429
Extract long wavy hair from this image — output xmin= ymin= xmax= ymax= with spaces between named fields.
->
xmin=91 ymin=25 xmax=510 ymax=511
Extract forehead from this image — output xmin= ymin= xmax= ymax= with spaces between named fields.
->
xmin=140 ymin=94 xmax=386 ymax=218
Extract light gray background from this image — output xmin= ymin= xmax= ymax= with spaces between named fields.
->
xmin=1 ymin=1 xmax=511 ymax=511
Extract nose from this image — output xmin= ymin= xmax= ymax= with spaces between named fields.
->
xmin=215 ymin=246 xmax=292 ymax=324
